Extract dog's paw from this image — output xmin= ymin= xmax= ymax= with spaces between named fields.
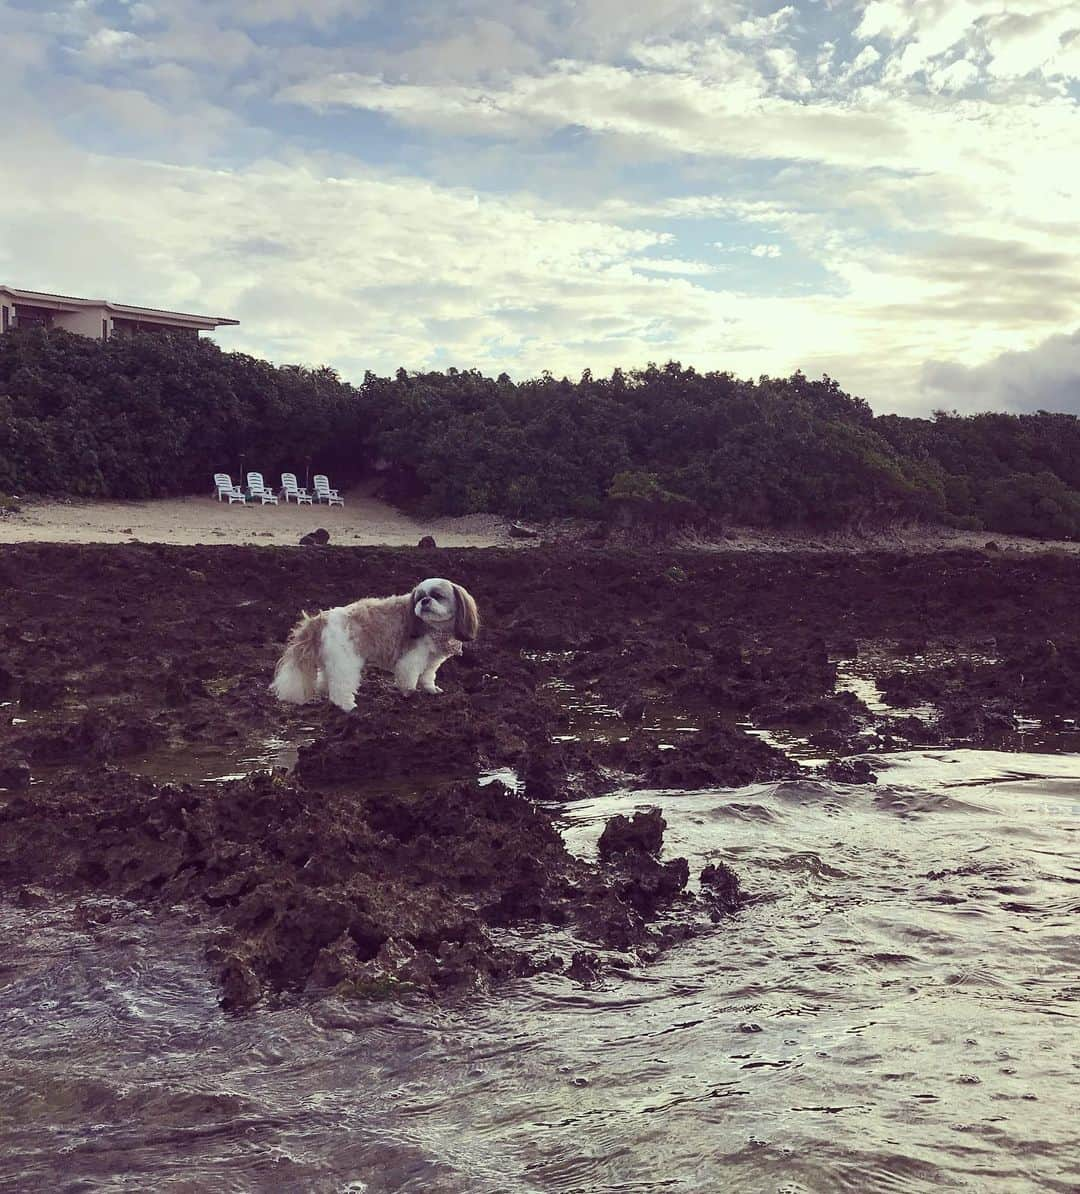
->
xmin=423 ymin=684 xmax=443 ymax=695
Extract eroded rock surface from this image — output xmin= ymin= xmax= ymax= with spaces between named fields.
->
xmin=2 ymin=542 xmax=1078 ymax=1006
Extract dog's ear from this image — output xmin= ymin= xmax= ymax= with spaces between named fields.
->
xmin=407 ymin=588 xmax=426 ymax=638
xmin=452 ymin=584 xmax=480 ymax=641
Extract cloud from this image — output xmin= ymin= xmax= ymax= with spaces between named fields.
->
xmin=0 ymin=0 xmax=1078 ymax=420
xmin=855 ymin=0 xmax=1080 ymax=83
xmin=632 ymin=258 xmax=718 ymax=275
xmin=921 ymin=328 xmax=1080 ymax=413
xmin=279 ymin=60 xmax=915 ymax=166
xmin=0 ymin=121 xmax=757 ymax=380
xmin=714 ymin=241 xmax=782 ymax=258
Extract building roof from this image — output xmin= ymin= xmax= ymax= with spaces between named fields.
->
xmin=0 ymin=285 xmax=239 ymax=329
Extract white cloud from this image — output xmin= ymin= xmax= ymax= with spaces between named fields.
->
xmin=732 ymin=5 xmax=796 ymax=40
xmin=279 ymin=62 xmax=914 ymax=166
xmin=714 ymin=241 xmax=782 ymax=258
xmin=922 ymin=328 xmax=1080 ymax=413
xmin=0 ymin=125 xmax=752 ymax=379
xmin=1 ymin=0 xmax=1079 ymax=416
xmin=633 ymin=258 xmax=719 ymax=275
xmin=855 ymin=0 xmax=1080 ymax=82
xmin=848 ymin=45 xmax=881 ymax=74
xmin=82 ymin=27 xmax=140 ymax=58
xmin=928 ymin=57 xmax=980 ymax=91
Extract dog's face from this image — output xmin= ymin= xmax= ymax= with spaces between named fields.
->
xmin=411 ymin=577 xmax=479 ymax=641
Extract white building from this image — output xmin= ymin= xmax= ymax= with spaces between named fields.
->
xmin=0 ymin=285 xmax=239 ymax=340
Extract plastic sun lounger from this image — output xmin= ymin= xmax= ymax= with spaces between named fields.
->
xmin=313 ymin=475 xmax=344 ymax=507
xmin=280 ymin=473 xmax=313 ymax=505
xmin=214 ymin=473 xmax=247 ymax=504
xmin=246 ymin=472 xmax=280 ymax=505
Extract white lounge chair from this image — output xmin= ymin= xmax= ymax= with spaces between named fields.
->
xmin=214 ymin=473 xmax=247 ymax=504
xmin=280 ymin=473 xmax=313 ymax=505
xmin=313 ymin=475 xmax=344 ymax=507
xmin=246 ymin=472 xmax=279 ymax=505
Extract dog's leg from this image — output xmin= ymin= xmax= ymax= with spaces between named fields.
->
xmin=322 ymin=612 xmax=363 ymax=711
xmin=394 ymin=642 xmax=429 ymax=696
xmin=419 ymin=657 xmax=446 ymax=694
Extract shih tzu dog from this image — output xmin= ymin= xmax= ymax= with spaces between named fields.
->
xmin=271 ymin=578 xmax=479 ymax=711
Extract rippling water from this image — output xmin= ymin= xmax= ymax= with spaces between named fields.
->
xmin=2 ymin=749 xmax=1079 ymax=1192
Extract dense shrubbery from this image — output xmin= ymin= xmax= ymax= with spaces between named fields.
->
xmin=0 ymin=329 xmax=368 ymax=499
xmin=2 ymin=328 xmax=1079 ymax=537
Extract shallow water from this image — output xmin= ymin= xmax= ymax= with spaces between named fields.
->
xmin=3 ymin=749 xmax=1078 ymax=1192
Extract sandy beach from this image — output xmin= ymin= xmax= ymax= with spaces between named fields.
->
xmin=3 ymin=493 xmax=1078 ymax=555
xmin=0 ymin=492 xmax=516 ymax=549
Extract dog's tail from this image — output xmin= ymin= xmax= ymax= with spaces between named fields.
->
xmin=271 ymin=611 xmax=324 ymax=703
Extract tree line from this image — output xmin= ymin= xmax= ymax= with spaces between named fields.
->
xmin=1 ymin=327 xmax=1078 ymax=537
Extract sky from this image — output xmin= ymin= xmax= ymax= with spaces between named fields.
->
xmin=1 ymin=0 xmax=1078 ymax=415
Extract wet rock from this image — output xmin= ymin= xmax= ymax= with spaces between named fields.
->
xmin=218 ymin=955 xmax=262 ymax=1011
xmin=598 ymin=808 xmax=665 ymax=859
xmin=4 ymin=540 xmax=1080 ymax=1006
xmin=15 ymin=884 xmax=49 ymax=908
xmin=508 ymin=523 xmax=539 ymax=539
xmin=19 ymin=679 xmax=65 ymax=710
xmin=299 ymin=528 xmax=330 ymax=546
xmin=295 ymin=692 xmax=486 ymax=784
xmin=594 ymin=809 xmax=690 ymax=919
xmin=598 ymin=721 xmax=799 ymax=791
xmin=165 ymin=666 xmax=207 ymax=707
xmin=753 ymin=692 xmax=868 ymax=732
xmin=611 ymin=852 xmax=690 ymax=915
xmin=521 ymin=743 xmax=568 ymax=801
xmin=822 ymin=758 xmax=878 ymax=785
xmin=0 ymin=765 xmax=697 ymax=1003
xmin=566 ymin=950 xmax=601 ymax=984
xmin=15 ymin=711 xmax=161 ymax=765
xmin=936 ymin=698 xmax=1016 ymax=742
xmin=418 ymin=535 xmax=437 ymax=549
xmin=807 ymin=728 xmax=852 ymax=752
xmin=877 ymin=715 xmax=942 ymax=746
xmin=0 ymin=757 xmax=31 ymax=790
xmin=700 ymin=862 xmax=742 ymax=916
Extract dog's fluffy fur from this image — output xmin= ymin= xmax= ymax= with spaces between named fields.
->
xmin=271 ymin=578 xmax=479 ymax=711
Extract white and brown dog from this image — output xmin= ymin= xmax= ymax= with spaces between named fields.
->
xmin=271 ymin=578 xmax=479 ymax=711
